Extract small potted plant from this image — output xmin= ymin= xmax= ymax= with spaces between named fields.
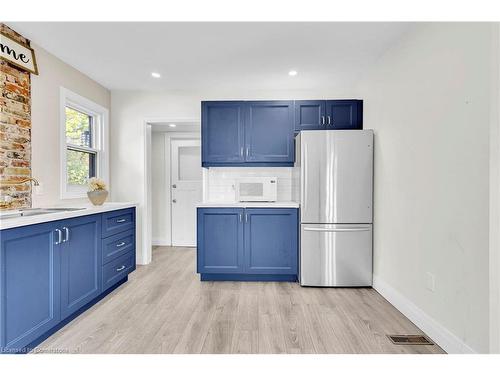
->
xmin=87 ymin=177 xmax=108 ymax=206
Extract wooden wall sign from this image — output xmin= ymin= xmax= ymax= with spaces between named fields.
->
xmin=0 ymin=32 xmax=38 ymax=75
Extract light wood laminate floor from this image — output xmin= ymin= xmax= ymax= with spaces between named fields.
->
xmin=35 ymin=247 xmax=445 ymax=354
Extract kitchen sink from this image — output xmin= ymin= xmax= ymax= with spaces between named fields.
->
xmin=0 ymin=207 xmax=85 ymax=220
xmin=41 ymin=208 xmax=86 ymax=212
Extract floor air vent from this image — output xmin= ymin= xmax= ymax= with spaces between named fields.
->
xmin=387 ymin=335 xmax=434 ymax=345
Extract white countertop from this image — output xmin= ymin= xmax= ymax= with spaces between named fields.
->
xmin=196 ymin=201 xmax=299 ymax=208
xmin=0 ymin=202 xmax=138 ymax=230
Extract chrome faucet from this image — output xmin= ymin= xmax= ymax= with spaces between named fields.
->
xmin=0 ymin=177 xmax=40 ymax=207
xmin=1 ymin=177 xmax=40 ymax=186
xmin=17 ymin=177 xmax=40 ymax=186
xmin=0 ymin=177 xmax=40 ymax=186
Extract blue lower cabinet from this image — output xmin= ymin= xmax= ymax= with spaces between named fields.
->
xmin=102 ymin=250 xmax=135 ymax=292
xmin=102 ymin=229 xmax=135 ymax=264
xmin=0 ymin=221 xmax=61 ymax=353
xmin=0 ymin=207 xmax=136 ymax=354
xmin=60 ymin=215 xmax=102 ymax=320
xmin=197 ymin=208 xmax=298 ymax=281
xmin=197 ymin=208 xmax=244 ymax=274
xmin=102 ymin=208 xmax=135 ymax=237
xmin=244 ymin=209 xmax=298 ymax=275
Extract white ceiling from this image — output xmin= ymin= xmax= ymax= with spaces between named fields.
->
xmin=151 ymin=121 xmax=200 ymax=133
xmin=8 ymin=22 xmax=413 ymax=92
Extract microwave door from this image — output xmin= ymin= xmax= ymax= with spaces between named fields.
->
xmin=300 ymin=130 xmax=373 ymax=224
xmin=238 ymin=182 xmax=264 ymax=201
xmin=237 ymin=178 xmax=277 ymax=202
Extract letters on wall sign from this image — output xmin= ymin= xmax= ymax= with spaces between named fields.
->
xmin=0 ymin=32 xmax=38 ymax=75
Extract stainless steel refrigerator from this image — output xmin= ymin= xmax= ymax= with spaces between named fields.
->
xmin=294 ymin=130 xmax=374 ymax=287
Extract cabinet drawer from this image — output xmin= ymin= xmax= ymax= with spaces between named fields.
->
xmin=102 ymin=251 xmax=135 ymax=292
xmin=102 ymin=229 xmax=135 ymax=265
xmin=102 ymin=208 xmax=135 ymax=237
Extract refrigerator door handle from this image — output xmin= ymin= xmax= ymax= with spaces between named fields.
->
xmin=302 ymin=143 xmax=308 ymax=209
xmin=302 ymin=227 xmax=371 ymax=232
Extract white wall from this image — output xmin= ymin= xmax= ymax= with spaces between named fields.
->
xmin=110 ymin=88 xmax=359 ymax=264
xmin=489 ymin=24 xmax=500 ymax=355
xmin=151 ymin=132 xmax=168 ymax=245
xmin=30 ymin=43 xmax=111 ymax=207
xmin=358 ymin=23 xmax=494 ymax=353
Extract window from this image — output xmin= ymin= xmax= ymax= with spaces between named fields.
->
xmin=60 ymin=88 xmax=108 ymax=199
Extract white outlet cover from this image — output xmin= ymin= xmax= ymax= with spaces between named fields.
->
xmin=34 ymin=183 xmax=44 ymax=195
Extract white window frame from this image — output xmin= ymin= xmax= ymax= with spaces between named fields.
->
xmin=60 ymin=87 xmax=109 ymax=199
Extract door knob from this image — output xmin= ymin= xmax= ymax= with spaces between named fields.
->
xmin=172 ymin=199 xmax=177 ymax=203
xmin=172 ymin=184 xmax=177 ymax=188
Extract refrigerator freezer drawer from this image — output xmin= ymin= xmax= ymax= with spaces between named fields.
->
xmin=300 ymin=223 xmax=372 ymax=287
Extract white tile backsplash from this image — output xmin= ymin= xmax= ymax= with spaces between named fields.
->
xmin=205 ymin=167 xmax=293 ymax=202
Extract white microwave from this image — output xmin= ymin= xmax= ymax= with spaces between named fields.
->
xmin=236 ymin=177 xmax=278 ymax=202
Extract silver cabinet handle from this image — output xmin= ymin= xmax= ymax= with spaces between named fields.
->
xmin=116 ymin=241 xmax=126 ymax=247
xmin=303 ymin=227 xmax=370 ymax=232
xmin=245 ymin=213 xmax=248 ymax=223
xmin=327 ymin=116 xmax=331 ymax=126
xmin=246 ymin=148 xmax=249 ymax=157
xmin=321 ymin=116 xmax=325 ymax=125
xmin=172 ymin=199 xmax=177 ymax=203
xmin=116 ymin=265 xmax=126 ymax=272
xmin=239 ymin=213 xmax=242 ymax=222
xmin=240 ymin=146 xmax=244 ymax=157
xmin=116 ymin=218 xmax=126 ymax=223
xmin=54 ymin=229 xmax=62 ymax=245
xmin=62 ymin=227 xmax=69 ymax=242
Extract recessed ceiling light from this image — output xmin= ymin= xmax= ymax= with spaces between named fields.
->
xmin=288 ymin=70 xmax=298 ymax=76
xmin=151 ymin=72 xmax=161 ymax=78
xmin=169 ymin=123 xmax=176 ymax=128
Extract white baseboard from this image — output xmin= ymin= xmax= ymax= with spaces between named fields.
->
xmin=373 ymin=275 xmax=476 ymax=354
xmin=152 ymin=238 xmax=170 ymax=246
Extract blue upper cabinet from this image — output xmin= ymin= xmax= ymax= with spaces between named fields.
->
xmin=245 ymin=101 xmax=294 ymax=163
xmin=244 ymin=208 xmax=298 ymax=275
xmin=197 ymin=208 xmax=244 ymax=274
xmin=0 ymin=221 xmax=61 ymax=353
xmin=294 ymin=100 xmax=327 ymax=130
xmin=325 ymin=100 xmax=363 ymax=129
xmin=60 ymin=215 xmax=102 ymax=320
xmin=201 ymin=100 xmax=295 ymax=167
xmin=202 ymin=99 xmax=362 ymax=166
xmin=295 ymin=100 xmax=363 ymax=131
xmin=202 ymin=101 xmax=245 ymax=166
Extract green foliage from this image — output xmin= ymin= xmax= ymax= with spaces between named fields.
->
xmin=65 ymin=107 xmax=94 ymax=186
xmin=67 ymin=149 xmax=90 ymax=186
xmin=65 ymin=107 xmax=91 ymax=147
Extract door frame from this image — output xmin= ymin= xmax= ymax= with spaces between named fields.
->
xmin=163 ymin=133 xmax=201 ymax=247
xmin=143 ymin=118 xmax=204 ymax=265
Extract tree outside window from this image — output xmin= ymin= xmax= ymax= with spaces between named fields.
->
xmin=65 ymin=107 xmax=97 ymax=186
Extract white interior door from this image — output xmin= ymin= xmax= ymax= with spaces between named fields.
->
xmin=171 ymin=139 xmax=202 ymax=246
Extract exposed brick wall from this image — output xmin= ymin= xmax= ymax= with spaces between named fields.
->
xmin=0 ymin=24 xmax=32 ymax=209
